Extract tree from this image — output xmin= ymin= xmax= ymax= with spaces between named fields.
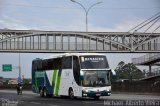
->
xmin=115 ymin=61 xmax=144 ymax=81
xmin=23 ymin=79 xmax=30 ymax=85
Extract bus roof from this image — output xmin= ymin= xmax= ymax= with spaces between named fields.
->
xmin=44 ymin=53 xmax=106 ymax=60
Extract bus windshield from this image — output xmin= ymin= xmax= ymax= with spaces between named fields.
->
xmin=82 ymin=70 xmax=110 ymax=87
xmin=80 ymin=56 xmax=109 ymax=69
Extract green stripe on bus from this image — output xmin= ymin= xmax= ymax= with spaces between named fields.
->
xmin=52 ymin=70 xmax=57 ymax=86
xmin=55 ymin=75 xmax=61 ymax=96
xmin=35 ymin=78 xmax=38 ymax=92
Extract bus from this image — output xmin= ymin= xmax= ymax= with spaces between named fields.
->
xmin=32 ymin=53 xmax=116 ymax=99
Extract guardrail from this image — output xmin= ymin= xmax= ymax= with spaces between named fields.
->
xmin=145 ymin=67 xmax=160 ymax=78
xmin=112 ymin=81 xmax=160 ymax=93
xmin=132 ymin=53 xmax=160 ymax=65
xmin=0 ymin=84 xmax=31 ymax=90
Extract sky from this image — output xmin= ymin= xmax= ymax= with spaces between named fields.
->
xmin=0 ymin=0 xmax=160 ymax=78
xmin=0 ymin=0 xmax=160 ymax=32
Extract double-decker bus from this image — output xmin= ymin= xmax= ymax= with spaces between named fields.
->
xmin=32 ymin=53 xmax=116 ymax=99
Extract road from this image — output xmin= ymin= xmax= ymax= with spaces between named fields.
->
xmin=0 ymin=90 xmax=160 ymax=106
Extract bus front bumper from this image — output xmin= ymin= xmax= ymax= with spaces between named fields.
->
xmin=82 ymin=90 xmax=111 ymax=97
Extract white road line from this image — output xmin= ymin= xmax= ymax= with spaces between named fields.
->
xmin=0 ymin=98 xmax=8 ymax=101
xmin=95 ymin=102 xmax=104 ymax=105
xmin=83 ymin=101 xmax=104 ymax=105
xmin=48 ymin=104 xmax=60 ymax=106
xmin=30 ymin=102 xmax=41 ymax=105
xmin=22 ymin=96 xmax=31 ymax=98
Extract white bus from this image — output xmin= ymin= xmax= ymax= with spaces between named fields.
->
xmin=32 ymin=53 xmax=116 ymax=99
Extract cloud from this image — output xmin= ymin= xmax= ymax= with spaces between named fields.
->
xmin=34 ymin=17 xmax=144 ymax=32
xmin=0 ymin=15 xmax=29 ymax=30
xmin=0 ymin=13 xmax=159 ymax=33
xmin=62 ymin=18 xmax=160 ymax=33
xmin=0 ymin=0 xmax=7 ymax=13
xmin=88 ymin=19 xmax=160 ymax=33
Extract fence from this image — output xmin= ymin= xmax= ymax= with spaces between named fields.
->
xmin=145 ymin=67 xmax=160 ymax=78
xmin=0 ymin=84 xmax=31 ymax=90
xmin=132 ymin=53 xmax=160 ymax=65
xmin=112 ymin=81 xmax=160 ymax=93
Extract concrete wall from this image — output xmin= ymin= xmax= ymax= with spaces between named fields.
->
xmin=0 ymin=81 xmax=160 ymax=93
xmin=112 ymin=81 xmax=160 ymax=93
xmin=0 ymin=84 xmax=32 ymax=90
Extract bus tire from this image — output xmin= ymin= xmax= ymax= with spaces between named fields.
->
xmin=43 ymin=88 xmax=52 ymax=98
xmin=39 ymin=88 xmax=44 ymax=97
xmin=94 ymin=96 xmax=100 ymax=100
xmin=43 ymin=88 xmax=47 ymax=97
xmin=47 ymin=94 xmax=53 ymax=98
xmin=69 ymin=88 xmax=74 ymax=99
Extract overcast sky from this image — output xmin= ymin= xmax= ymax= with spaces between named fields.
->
xmin=0 ymin=0 xmax=160 ymax=31
xmin=0 ymin=0 xmax=160 ymax=78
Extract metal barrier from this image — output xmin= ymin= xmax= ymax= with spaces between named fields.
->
xmin=146 ymin=67 xmax=160 ymax=77
xmin=132 ymin=53 xmax=160 ymax=65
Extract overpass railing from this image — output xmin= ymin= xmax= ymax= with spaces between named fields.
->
xmin=145 ymin=67 xmax=160 ymax=78
xmin=132 ymin=53 xmax=160 ymax=65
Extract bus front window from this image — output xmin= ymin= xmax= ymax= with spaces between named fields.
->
xmin=82 ymin=71 xmax=110 ymax=87
xmin=80 ymin=56 xmax=109 ymax=69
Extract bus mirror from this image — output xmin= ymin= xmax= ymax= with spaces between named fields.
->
xmin=111 ymin=69 xmax=116 ymax=79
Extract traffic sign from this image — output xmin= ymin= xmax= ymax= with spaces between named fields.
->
xmin=2 ymin=64 xmax=12 ymax=72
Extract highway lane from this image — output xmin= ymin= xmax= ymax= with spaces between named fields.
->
xmin=0 ymin=90 xmax=160 ymax=106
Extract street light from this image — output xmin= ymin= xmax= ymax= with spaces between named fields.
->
xmin=71 ymin=0 xmax=102 ymax=32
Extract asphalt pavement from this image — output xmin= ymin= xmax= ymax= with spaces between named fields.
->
xmin=0 ymin=90 xmax=160 ymax=106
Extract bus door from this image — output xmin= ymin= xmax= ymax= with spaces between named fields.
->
xmin=73 ymin=56 xmax=80 ymax=96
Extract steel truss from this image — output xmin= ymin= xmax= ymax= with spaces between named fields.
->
xmin=0 ymin=29 xmax=160 ymax=53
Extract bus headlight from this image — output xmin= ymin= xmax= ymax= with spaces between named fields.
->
xmin=82 ymin=90 xmax=88 ymax=97
xmin=83 ymin=94 xmax=87 ymax=96
xmin=82 ymin=90 xmax=88 ymax=93
xmin=105 ymin=89 xmax=111 ymax=92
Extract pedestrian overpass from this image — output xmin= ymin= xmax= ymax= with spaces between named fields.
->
xmin=0 ymin=29 xmax=160 ymax=53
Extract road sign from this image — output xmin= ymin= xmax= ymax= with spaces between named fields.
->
xmin=2 ymin=64 xmax=12 ymax=72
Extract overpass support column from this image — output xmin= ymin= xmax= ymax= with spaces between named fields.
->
xmin=149 ymin=65 xmax=152 ymax=76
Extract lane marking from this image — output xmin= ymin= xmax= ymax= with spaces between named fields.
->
xmin=48 ymin=104 xmax=60 ymax=106
xmin=30 ymin=102 xmax=41 ymax=105
xmin=22 ymin=96 xmax=32 ymax=98
xmin=83 ymin=101 xmax=104 ymax=105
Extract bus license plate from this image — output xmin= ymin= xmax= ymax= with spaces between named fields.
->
xmin=96 ymin=94 xmax=101 ymax=96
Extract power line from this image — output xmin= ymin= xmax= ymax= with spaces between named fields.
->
xmin=128 ymin=12 xmax=160 ymax=33
xmin=144 ymin=17 xmax=160 ymax=33
xmin=134 ymin=15 xmax=160 ymax=32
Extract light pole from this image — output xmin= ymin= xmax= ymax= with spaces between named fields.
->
xmin=71 ymin=0 xmax=102 ymax=32
xmin=19 ymin=53 xmax=21 ymax=78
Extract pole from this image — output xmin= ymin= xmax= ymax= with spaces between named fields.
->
xmin=86 ymin=12 xmax=88 ymax=32
xmin=71 ymin=0 xmax=102 ymax=32
xmin=19 ymin=52 xmax=21 ymax=78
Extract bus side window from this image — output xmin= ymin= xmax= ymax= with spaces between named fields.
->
xmin=42 ymin=58 xmax=62 ymax=70
xmin=32 ymin=60 xmax=43 ymax=71
xmin=73 ymin=56 xmax=80 ymax=85
xmin=62 ymin=56 xmax=72 ymax=69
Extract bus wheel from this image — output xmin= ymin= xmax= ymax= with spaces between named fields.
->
xmin=47 ymin=94 xmax=53 ymax=98
xmin=94 ymin=96 xmax=100 ymax=100
xmin=39 ymin=88 xmax=44 ymax=97
xmin=69 ymin=88 xmax=74 ymax=99
xmin=43 ymin=88 xmax=47 ymax=97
